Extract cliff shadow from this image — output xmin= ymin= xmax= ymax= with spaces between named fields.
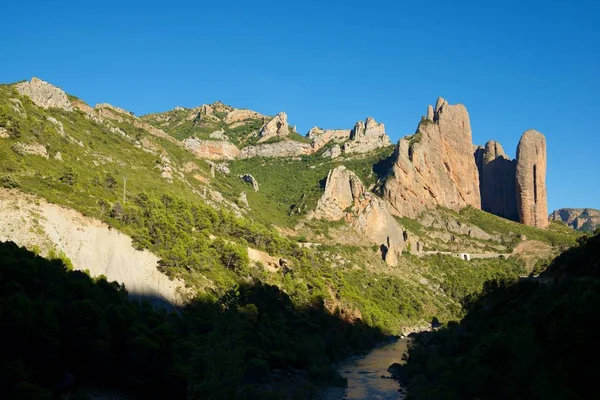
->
xmin=0 ymin=240 xmax=387 ymax=400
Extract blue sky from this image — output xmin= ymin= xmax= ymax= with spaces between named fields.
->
xmin=1 ymin=0 xmax=598 ymax=211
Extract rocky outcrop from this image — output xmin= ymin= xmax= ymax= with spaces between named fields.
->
xmin=239 ymin=140 xmax=312 ymax=159
xmin=313 ymin=166 xmax=364 ymax=221
xmin=224 ymin=109 xmax=264 ymax=124
xmin=183 ymin=137 xmax=240 ymax=160
xmin=239 ymin=174 xmax=259 ymax=192
xmin=209 ymin=129 xmax=228 ymax=140
xmin=383 ymin=97 xmax=481 ymax=218
xmin=239 ymin=191 xmax=250 ymax=208
xmin=322 ymin=144 xmax=342 ymax=159
xmin=258 ymin=112 xmax=289 ymax=143
xmin=308 ymin=127 xmax=352 ymax=151
xmin=16 ymin=77 xmax=73 ymax=111
xmin=477 ymin=140 xmax=518 ymax=220
xmin=12 ymin=142 xmax=49 ymax=159
xmin=344 ymin=117 xmax=392 ymax=154
xmin=549 ymin=208 xmax=600 ymax=232
xmin=312 ymin=166 xmax=405 ymax=265
xmin=516 ymin=130 xmax=548 ymax=228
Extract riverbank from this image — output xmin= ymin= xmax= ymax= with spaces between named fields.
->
xmin=321 ymin=338 xmax=409 ymax=399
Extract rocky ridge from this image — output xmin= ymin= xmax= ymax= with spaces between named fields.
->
xmin=383 ymin=97 xmax=481 ymax=218
xmin=16 ymin=77 xmax=73 ymax=111
xmin=550 ymin=208 xmax=600 ymax=232
xmin=381 ymin=97 xmax=548 ymax=228
xmin=10 ymin=78 xmax=552 ymax=230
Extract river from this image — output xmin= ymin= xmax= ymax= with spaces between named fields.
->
xmin=322 ymin=338 xmax=408 ymax=399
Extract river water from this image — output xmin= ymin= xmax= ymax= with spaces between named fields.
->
xmin=323 ymin=339 xmax=408 ymax=399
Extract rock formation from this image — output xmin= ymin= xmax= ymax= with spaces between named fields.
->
xmin=16 ymin=77 xmax=73 ymax=111
xmin=322 ymin=144 xmax=342 ymax=159
xmin=344 ymin=117 xmax=392 ymax=154
xmin=239 ymin=174 xmax=259 ymax=192
xmin=224 ymin=109 xmax=264 ymax=124
xmin=313 ymin=166 xmax=405 ymax=265
xmin=308 ymin=127 xmax=351 ymax=151
xmin=183 ymin=137 xmax=240 ymax=160
xmin=477 ymin=140 xmax=518 ymax=221
xmin=549 ymin=208 xmax=600 ymax=232
xmin=313 ymin=166 xmax=364 ymax=221
xmin=515 ymin=130 xmax=548 ymax=228
xmin=239 ymin=140 xmax=312 ymax=159
xmin=383 ymin=97 xmax=481 ymax=218
xmin=258 ymin=112 xmax=289 ymax=143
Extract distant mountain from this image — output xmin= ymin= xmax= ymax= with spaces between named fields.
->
xmin=550 ymin=208 xmax=600 ymax=232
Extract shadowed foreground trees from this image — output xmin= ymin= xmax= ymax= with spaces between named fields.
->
xmin=399 ymin=233 xmax=600 ymax=399
xmin=0 ymin=241 xmax=385 ymax=400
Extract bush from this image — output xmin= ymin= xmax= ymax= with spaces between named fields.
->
xmin=59 ymin=167 xmax=78 ymax=185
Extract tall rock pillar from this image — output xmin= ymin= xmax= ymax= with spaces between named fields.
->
xmin=515 ymin=130 xmax=548 ymax=228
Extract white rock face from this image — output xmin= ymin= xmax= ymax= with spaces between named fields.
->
xmin=224 ymin=109 xmax=264 ymax=124
xmin=0 ymin=189 xmax=190 ymax=307
xmin=12 ymin=142 xmax=49 ymax=158
xmin=312 ymin=166 xmax=405 ymax=265
xmin=16 ymin=77 xmax=73 ymax=111
xmin=209 ymin=129 xmax=228 ymax=140
xmin=258 ymin=112 xmax=289 ymax=143
xmin=239 ymin=140 xmax=312 ymax=159
xmin=344 ymin=117 xmax=392 ymax=154
xmin=308 ymin=127 xmax=352 ymax=151
xmin=0 ymin=127 xmax=9 ymax=138
xmin=322 ymin=144 xmax=342 ymax=159
xmin=183 ymin=137 xmax=240 ymax=160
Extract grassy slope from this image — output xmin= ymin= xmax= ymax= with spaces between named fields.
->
xmin=0 ymin=84 xmax=581 ymax=334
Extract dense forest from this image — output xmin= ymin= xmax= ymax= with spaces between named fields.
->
xmin=0 ymin=240 xmax=387 ymax=399
xmin=399 ymin=232 xmax=600 ymax=399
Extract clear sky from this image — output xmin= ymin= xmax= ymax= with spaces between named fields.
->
xmin=1 ymin=0 xmax=598 ymax=211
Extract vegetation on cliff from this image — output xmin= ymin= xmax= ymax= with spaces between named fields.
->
xmin=399 ymin=233 xmax=600 ymax=399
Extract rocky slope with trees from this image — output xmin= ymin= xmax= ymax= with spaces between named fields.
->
xmin=0 ymin=76 xmax=589 ymax=398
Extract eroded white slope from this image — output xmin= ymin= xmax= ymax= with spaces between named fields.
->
xmin=0 ymin=189 xmax=190 ymax=305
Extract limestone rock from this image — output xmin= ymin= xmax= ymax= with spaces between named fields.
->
xmin=478 ymin=140 xmax=518 ymax=220
xmin=239 ymin=140 xmax=312 ymax=159
xmin=239 ymin=191 xmax=250 ymax=208
xmin=549 ymin=208 xmax=600 ymax=232
xmin=344 ymin=117 xmax=392 ymax=154
xmin=183 ymin=138 xmax=240 ymax=160
xmin=12 ymin=142 xmax=49 ymax=159
xmin=224 ymin=109 xmax=264 ymax=124
xmin=383 ymin=97 xmax=481 ymax=218
xmin=313 ymin=166 xmax=364 ymax=221
xmin=516 ymin=130 xmax=548 ymax=228
xmin=46 ymin=116 xmax=65 ymax=137
xmin=239 ymin=174 xmax=259 ymax=192
xmin=16 ymin=77 xmax=73 ymax=111
xmin=258 ymin=112 xmax=289 ymax=143
xmin=308 ymin=127 xmax=351 ymax=151
xmin=322 ymin=144 xmax=342 ymax=159
xmin=0 ymin=127 xmax=9 ymax=139
xmin=54 ymin=151 xmax=63 ymax=161
xmin=207 ymin=161 xmax=230 ymax=175
xmin=312 ymin=166 xmax=405 ymax=265
xmin=209 ymin=129 xmax=228 ymax=140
